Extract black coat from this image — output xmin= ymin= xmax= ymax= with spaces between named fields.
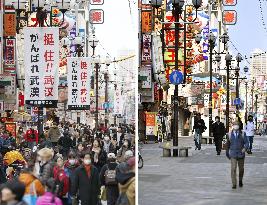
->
xmin=193 ymin=119 xmax=207 ymax=133
xmin=91 ymin=149 xmax=107 ymax=174
xmin=212 ymin=122 xmax=226 ymax=139
xmin=72 ymin=165 xmax=100 ymax=205
xmin=58 ymin=136 xmax=73 ymax=150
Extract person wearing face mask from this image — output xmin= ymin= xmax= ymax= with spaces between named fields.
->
xmin=0 ymin=179 xmax=27 ymax=205
xmin=103 ymin=134 xmax=115 ymax=154
xmin=212 ymin=116 xmax=226 ymax=155
xmin=71 ymin=152 xmax=100 ymax=205
xmin=117 ymin=139 xmax=132 ymax=163
xmin=245 ymin=115 xmax=255 ymax=154
xmin=53 ymin=155 xmax=70 ymax=205
xmin=226 ymin=120 xmax=249 ymax=189
xmin=91 ymin=139 xmax=107 ymax=174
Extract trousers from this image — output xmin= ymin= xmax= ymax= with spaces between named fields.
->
xmin=231 ymin=158 xmax=245 ymax=186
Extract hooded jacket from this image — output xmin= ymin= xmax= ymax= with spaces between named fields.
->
xmin=19 ymin=172 xmax=45 ymax=196
xmin=116 ymin=171 xmax=135 ymax=205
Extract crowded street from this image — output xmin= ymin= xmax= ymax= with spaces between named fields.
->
xmin=139 ymin=135 xmax=267 ymax=205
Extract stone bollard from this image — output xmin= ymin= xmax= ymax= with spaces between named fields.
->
xmin=162 ymin=142 xmax=171 ymax=157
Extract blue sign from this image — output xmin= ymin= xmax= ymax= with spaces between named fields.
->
xmin=169 ymin=71 xmax=183 ymax=85
xmin=234 ymin=98 xmax=241 ymax=105
xmin=103 ymin=102 xmax=109 ymax=109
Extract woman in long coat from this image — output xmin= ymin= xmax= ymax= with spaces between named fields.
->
xmin=72 ymin=152 xmax=100 ymax=205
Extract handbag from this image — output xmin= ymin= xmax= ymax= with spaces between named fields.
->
xmin=100 ymin=186 xmax=107 ymax=201
xmin=23 ymin=181 xmax=38 ymax=205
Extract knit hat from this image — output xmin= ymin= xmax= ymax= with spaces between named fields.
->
xmin=38 ymin=148 xmax=54 ymax=159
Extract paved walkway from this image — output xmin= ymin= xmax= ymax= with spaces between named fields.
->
xmin=139 ymin=135 xmax=267 ymax=205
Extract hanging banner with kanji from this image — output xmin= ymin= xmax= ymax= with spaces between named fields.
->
xmin=113 ymin=84 xmax=123 ymax=115
xmin=67 ymin=57 xmax=92 ymax=110
xmin=24 ymin=27 xmax=59 ymax=107
xmin=141 ymin=11 xmax=152 ymax=33
xmin=3 ymin=8 xmax=16 ymax=37
xmin=4 ymin=38 xmax=15 ymax=66
xmin=142 ymin=34 xmax=151 ymax=62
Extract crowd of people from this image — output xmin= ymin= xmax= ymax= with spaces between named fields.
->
xmin=0 ymin=122 xmax=136 ymax=205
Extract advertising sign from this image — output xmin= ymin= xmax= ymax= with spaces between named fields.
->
xmin=24 ymin=27 xmax=59 ymax=107
xmin=114 ymin=84 xmax=123 ymax=115
xmin=142 ymin=34 xmax=151 ymax=61
xmin=3 ymin=12 xmax=16 ymax=36
xmin=145 ymin=112 xmax=157 ymax=136
xmin=141 ymin=11 xmax=152 ymax=33
xmin=5 ymin=38 xmax=15 ymax=66
xmin=67 ymin=57 xmax=92 ymax=110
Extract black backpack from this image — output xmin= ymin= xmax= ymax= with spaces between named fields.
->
xmin=116 ymin=192 xmax=130 ymax=205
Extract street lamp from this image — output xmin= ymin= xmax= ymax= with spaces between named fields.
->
xmin=104 ymin=55 xmax=112 ymax=128
xmin=225 ymin=53 xmax=232 ymax=132
xmin=94 ymin=55 xmax=101 ymax=129
xmin=234 ymin=53 xmax=243 ymax=112
xmin=192 ymin=0 xmax=203 ymax=9
xmin=244 ymin=66 xmax=249 ymax=122
xmin=151 ymin=0 xmax=163 ymax=8
xmin=89 ymin=35 xmax=99 ymax=57
xmin=56 ymin=0 xmax=71 ymax=23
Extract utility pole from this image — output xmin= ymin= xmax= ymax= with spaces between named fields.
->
xmin=172 ymin=4 xmax=181 ymax=157
xmin=252 ymin=79 xmax=255 ymax=113
xmin=104 ymin=72 xmax=109 ymax=128
xmin=245 ymin=82 xmax=248 ymax=123
xmin=95 ymin=62 xmax=99 ymax=129
xmin=225 ymin=54 xmax=232 ymax=133
xmin=255 ymin=94 xmax=258 ymax=130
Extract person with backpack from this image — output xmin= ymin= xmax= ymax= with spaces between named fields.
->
xmin=116 ymin=157 xmax=135 ymax=205
xmin=19 ymin=162 xmax=45 ymax=205
xmin=36 ymin=178 xmax=63 ymax=205
xmin=100 ymin=153 xmax=119 ymax=205
xmin=53 ymin=155 xmax=69 ymax=205
xmin=226 ymin=120 xmax=249 ymax=189
xmin=71 ymin=152 xmax=100 ymax=205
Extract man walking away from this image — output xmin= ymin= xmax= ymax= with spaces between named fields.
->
xmin=48 ymin=122 xmax=61 ymax=148
xmin=226 ymin=120 xmax=249 ymax=189
xmin=192 ymin=113 xmax=207 ymax=150
xmin=245 ymin=115 xmax=255 ymax=154
xmin=212 ymin=116 xmax=226 ymax=155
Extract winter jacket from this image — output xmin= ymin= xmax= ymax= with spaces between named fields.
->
xmin=48 ymin=127 xmax=61 ymax=143
xmin=226 ymin=130 xmax=249 ymax=159
xmin=245 ymin=121 xmax=255 ymax=136
xmin=24 ymin=129 xmax=38 ymax=143
xmin=19 ymin=172 xmax=45 ymax=196
xmin=36 ymin=192 xmax=63 ymax=205
xmin=91 ymin=149 xmax=107 ymax=174
xmin=116 ymin=172 xmax=135 ymax=205
xmin=193 ymin=119 xmax=207 ymax=133
xmin=103 ymin=141 xmax=115 ymax=154
xmin=58 ymin=135 xmax=73 ymax=151
xmin=212 ymin=122 xmax=226 ymax=139
xmin=64 ymin=160 xmax=80 ymax=200
xmin=39 ymin=161 xmax=54 ymax=185
xmin=72 ymin=165 xmax=100 ymax=205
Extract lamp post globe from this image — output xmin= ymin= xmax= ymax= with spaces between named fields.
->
xmin=105 ymin=56 xmax=112 ymax=66
xmin=61 ymin=37 xmax=71 ymax=48
xmin=192 ymin=0 xmax=202 ymax=9
xmin=208 ymin=32 xmax=216 ymax=44
xmin=225 ymin=53 xmax=232 ymax=62
xmin=236 ymin=53 xmax=243 ymax=63
xmin=151 ymin=0 xmax=163 ymax=8
xmin=89 ymin=36 xmax=99 ymax=49
xmin=215 ymin=54 xmax=221 ymax=63
xmin=244 ymin=66 xmax=249 ymax=73
xmin=220 ymin=32 xmax=229 ymax=44
xmin=171 ymin=0 xmax=185 ymax=8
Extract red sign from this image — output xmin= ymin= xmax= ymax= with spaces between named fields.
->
xmin=89 ymin=9 xmax=104 ymax=24
xmin=90 ymin=0 xmax=104 ymax=5
xmin=223 ymin=10 xmax=237 ymax=25
xmin=5 ymin=38 xmax=15 ymax=66
xmin=223 ymin=0 xmax=237 ymax=6
xmin=3 ymin=11 xmax=16 ymax=37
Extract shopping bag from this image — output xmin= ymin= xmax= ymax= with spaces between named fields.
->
xmin=100 ymin=186 xmax=107 ymax=201
xmin=23 ymin=181 xmax=37 ymax=205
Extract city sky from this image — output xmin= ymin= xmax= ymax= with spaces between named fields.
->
xmin=228 ymin=1 xmax=267 ymax=57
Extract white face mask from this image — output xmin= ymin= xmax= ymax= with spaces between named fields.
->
xmin=69 ymin=159 xmax=76 ymax=165
xmin=233 ymin=125 xmax=239 ymax=130
xmin=104 ymin=137 xmax=109 ymax=141
xmin=84 ymin=159 xmax=91 ymax=165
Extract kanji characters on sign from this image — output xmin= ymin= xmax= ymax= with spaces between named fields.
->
xmin=24 ymin=27 xmax=59 ymax=107
xmin=89 ymin=9 xmax=104 ymax=24
xmin=68 ymin=58 xmax=92 ymax=110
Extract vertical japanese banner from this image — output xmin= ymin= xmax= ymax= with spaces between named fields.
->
xmin=145 ymin=112 xmax=157 ymax=136
xmin=141 ymin=11 xmax=152 ymax=33
xmin=3 ymin=8 xmax=16 ymax=37
xmin=113 ymin=84 xmax=123 ymax=115
xmin=142 ymin=34 xmax=151 ymax=62
xmin=24 ymin=27 xmax=59 ymax=107
xmin=67 ymin=57 xmax=92 ymax=110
